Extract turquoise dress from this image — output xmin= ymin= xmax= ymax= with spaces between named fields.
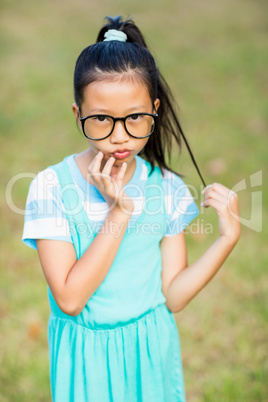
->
xmin=47 ymin=156 xmax=187 ymax=401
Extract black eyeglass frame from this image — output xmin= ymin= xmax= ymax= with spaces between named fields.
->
xmin=79 ymin=111 xmax=158 ymax=141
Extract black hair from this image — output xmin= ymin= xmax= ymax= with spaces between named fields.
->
xmin=73 ymin=16 xmax=206 ymax=186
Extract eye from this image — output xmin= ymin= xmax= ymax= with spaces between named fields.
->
xmin=129 ymin=114 xmax=142 ymax=121
xmin=95 ymin=115 xmax=107 ymax=122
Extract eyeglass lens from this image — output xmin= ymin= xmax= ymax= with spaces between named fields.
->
xmin=83 ymin=114 xmax=155 ymax=139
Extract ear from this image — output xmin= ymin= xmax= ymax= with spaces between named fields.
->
xmin=72 ymin=103 xmax=81 ymax=128
xmin=154 ymin=98 xmax=160 ymax=112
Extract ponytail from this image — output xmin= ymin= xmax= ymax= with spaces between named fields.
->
xmin=96 ymin=16 xmax=148 ymax=47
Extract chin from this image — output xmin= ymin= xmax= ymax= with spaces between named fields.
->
xmin=113 ymin=160 xmax=124 ymax=167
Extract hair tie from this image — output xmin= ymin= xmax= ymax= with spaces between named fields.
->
xmin=103 ymin=29 xmax=127 ymax=42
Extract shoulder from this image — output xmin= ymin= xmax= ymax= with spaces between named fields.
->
xmin=29 ymin=155 xmax=73 ymax=191
xmin=26 ymin=155 xmax=75 ymax=205
xmin=22 ymin=159 xmax=74 ymax=250
xmin=136 ymin=156 xmax=170 ymax=183
xmin=160 ymin=168 xmax=193 ymax=198
xmin=27 ymin=167 xmax=59 ymax=204
xmin=31 ymin=166 xmax=59 ymax=188
xmin=140 ymin=159 xmax=190 ymax=191
xmin=137 ymin=157 xmax=191 ymax=193
xmin=159 ymin=167 xmax=199 ymax=223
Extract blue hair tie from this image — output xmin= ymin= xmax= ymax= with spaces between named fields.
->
xmin=103 ymin=29 xmax=127 ymax=42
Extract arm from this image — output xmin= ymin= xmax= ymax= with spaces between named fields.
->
xmin=36 ymin=152 xmax=134 ymax=316
xmin=37 ymin=207 xmax=131 ymax=316
xmin=161 ymin=182 xmax=240 ymax=313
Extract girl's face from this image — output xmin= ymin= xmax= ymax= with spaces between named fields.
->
xmin=72 ymin=75 xmax=160 ymax=178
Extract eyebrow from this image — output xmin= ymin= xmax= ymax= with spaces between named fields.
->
xmin=86 ymin=106 xmax=149 ymax=115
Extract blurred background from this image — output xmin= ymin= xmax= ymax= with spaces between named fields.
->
xmin=0 ymin=0 xmax=267 ymax=400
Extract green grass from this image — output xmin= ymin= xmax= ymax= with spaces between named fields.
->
xmin=1 ymin=0 xmax=267 ymax=400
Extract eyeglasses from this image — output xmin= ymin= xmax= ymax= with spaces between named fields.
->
xmin=79 ymin=111 xmax=158 ymax=141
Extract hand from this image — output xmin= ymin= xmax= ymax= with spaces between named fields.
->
xmin=87 ymin=151 xmax=134 ymax=214
xmin=201 ymin=182 xmax=241 ymax=245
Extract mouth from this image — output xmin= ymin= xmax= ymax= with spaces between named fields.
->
xmin=112 ymin=149 xmax=131 ymax=160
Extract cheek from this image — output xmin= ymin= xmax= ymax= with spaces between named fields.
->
xmin=87 ymin=140 xmax=102 ymax=152
xmin=140 ymin=137 xmax=150 ymax=149
xmin=86 ymin=140 xmax=110 ymax=161
xmin=86 ymin=142 xmax=102 ymax=160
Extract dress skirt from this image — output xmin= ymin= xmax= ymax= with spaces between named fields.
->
xmin=48 ymin=303 xmax=186 ymax=402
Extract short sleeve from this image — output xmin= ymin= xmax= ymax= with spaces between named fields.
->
xmin=162 ymin=169 xmax=200 ymax=236
xmin=22 ymin=167 xmax=73 ymax=250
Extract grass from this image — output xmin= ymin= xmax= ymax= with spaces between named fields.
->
xmin=1 ymin=0 xmax=267 ymax=400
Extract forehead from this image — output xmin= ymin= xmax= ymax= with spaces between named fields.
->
xmin=91 ymin=69 xmax=149 ymax=87
xmin=81 ymin=73 xmax=152 ymax=113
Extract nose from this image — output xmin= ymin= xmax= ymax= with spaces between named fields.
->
xmin=109 ymin=120 xmax=130 ymax=143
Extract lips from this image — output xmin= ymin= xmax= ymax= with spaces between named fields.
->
xmin=112 ymin=149 xmax=131 ymax=159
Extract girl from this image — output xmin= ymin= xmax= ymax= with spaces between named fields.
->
xmin=22 ymin=16 xmax=240 ymax=402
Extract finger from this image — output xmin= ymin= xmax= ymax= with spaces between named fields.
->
xmin=202 ymin=189 xmax=238 ymax=213
xmin=88 ymin=152 xmax=106 ymax=187
xmin=100 ymin=158 xmax=118 ymax=192
xmin=227 ymin=192 xmax=240 ymax=215
xmin=202 ymin=197 xmax=227 ymax=213
xmin=202 ymin=189 xmax=227 ymax=205
xmin=88 ymin=151 xmax=103 ymax=174
xmin=101 ymin=156 xmax=116 ymax=176
xmin=202 ymin=182 xmax=230 ymax=197
xmin=116 ymin=162 xmax=127 ymax=181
